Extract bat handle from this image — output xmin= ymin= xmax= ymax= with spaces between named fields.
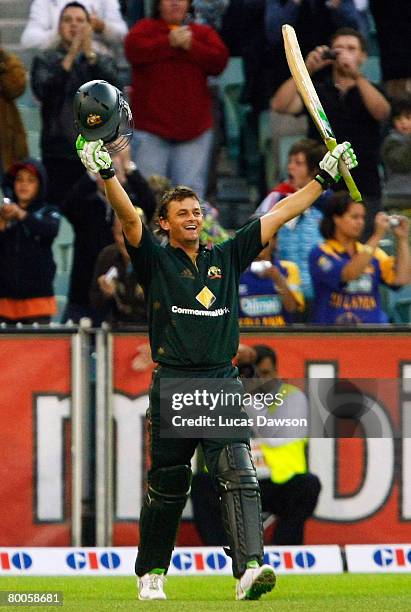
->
xmin=326 ymin=139 xmax=362 ymax=203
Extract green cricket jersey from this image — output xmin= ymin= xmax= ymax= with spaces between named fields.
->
xmin=126 ymin=220 xmax=264 ymax=367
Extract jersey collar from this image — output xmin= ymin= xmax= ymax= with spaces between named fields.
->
xmin=325 ymin=239 xmax=364 ymax=255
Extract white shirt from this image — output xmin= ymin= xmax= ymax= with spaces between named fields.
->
xmin=21 ymin=0 xmax=128 ymax=50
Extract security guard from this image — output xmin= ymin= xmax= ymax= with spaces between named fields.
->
xmin=76 ymin=111 xmax=357 ymax=600
xmin=251 ymin=345 xmax=321 ymax=545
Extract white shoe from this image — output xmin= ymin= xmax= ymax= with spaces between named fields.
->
xmin=236 ymin=564 xmax=276 ymax=600
xmin=138 ymin=573 xmax=167 ymax=600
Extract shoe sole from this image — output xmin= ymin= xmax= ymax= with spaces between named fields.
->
xmin=244 ymin=567 xmax=276 ymax=600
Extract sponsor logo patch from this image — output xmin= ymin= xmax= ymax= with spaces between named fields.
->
xmin=207 ymin=266 xmax=222 ymax=279
xmin=86 ymin=113 xmax=103 ymax=127
xmin=196 ymin=286 xmax=216 ymax=309
xmin=318 ymin=256 xmax=333 ymax=272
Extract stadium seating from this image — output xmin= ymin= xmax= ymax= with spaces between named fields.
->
xmin=387 ymin=284 xmax=411 ymax=324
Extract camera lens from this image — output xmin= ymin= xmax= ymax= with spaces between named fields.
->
xmin=322 ymin=49 xmax=337 ymax=61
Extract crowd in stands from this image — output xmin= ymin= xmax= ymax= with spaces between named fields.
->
xmin=1 ymin=0 xmax=411 ymax=327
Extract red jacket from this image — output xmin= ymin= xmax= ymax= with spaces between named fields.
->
xmin=124 ymin=18 xmax=229 ymax=141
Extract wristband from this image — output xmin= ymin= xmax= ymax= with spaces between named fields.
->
xmin=99 ymin=166 xmax=116 ymax=180
xmin=314 ymin=170 xmax=334 ymax=190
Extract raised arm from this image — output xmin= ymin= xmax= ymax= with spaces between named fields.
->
xmin=340 ymin=212 xmax=387 ymax=282
xmin=260 ymin=142 xmax=358 ymax=244
xmin=271 ymin=45 xmax=333 ymax=114
xmin=392 ymin=217 xmax=411 ymax=286
xmin=76 ymin=136 xmax=142 ymax=246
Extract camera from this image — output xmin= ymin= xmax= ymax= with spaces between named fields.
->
xmin=104 ymin=266 xmax=119 ymax=282
xmin=250 ymin=260 xmax=272 ymax=275
xmin=1 ymin=198 xmax=11 ymax=206
xmin=321 ymin=49 xmax=338 ymax=61
xmin=389 ymin=216 xmax=400 ymax=228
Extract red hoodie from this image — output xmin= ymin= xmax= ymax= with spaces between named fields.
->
xmin=125 ymin=18 xmax=229 ymax=141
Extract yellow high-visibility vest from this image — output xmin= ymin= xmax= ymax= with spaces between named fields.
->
xmin=260 ymin=383 xmax=307 ymax=484
xmin=260 ymin=439 xmax=307 ymax=484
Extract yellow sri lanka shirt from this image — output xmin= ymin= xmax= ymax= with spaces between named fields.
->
xmin=309 ymin=239 xmax=397 ymax=324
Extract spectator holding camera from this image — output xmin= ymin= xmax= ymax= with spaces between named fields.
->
xmin=272 ymin=27 xmax=391 ymax=238
xmin=381 ymin=97 xmax=411 ymax=209
xmin=309 ymin=191 xmax=411 ymax=324
xmin=265 ymin=0 xmax=360 ymax=94
xmin=0 ymin=159 xmax=60 ymax=324
xmin=239 ymin=235 xmax=304 ymax=327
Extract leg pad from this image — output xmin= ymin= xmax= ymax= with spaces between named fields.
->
xmin=216 ymin=444 xmax=263 ymax=578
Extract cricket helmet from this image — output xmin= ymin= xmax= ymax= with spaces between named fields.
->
xmin=73 ymin=80 xmax=133 ymax=152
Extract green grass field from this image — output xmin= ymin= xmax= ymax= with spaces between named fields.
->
xmin=0 ymin=574 xmax=409 ymax=611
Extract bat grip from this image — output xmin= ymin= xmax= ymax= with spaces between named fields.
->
xmin=326 ymin=139 xmax=362 ymax=203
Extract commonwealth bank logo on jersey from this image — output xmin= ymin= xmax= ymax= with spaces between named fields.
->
xmin=171 ymin=550 xmax=229 ymax=574
xmin=0 ymin=552 xmax=32 ymax=571
xmin=66 ymin=551 xmax=121 ymax=571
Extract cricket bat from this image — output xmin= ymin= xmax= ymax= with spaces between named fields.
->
xmin=282 ymin=24 xmax=362 ymax=202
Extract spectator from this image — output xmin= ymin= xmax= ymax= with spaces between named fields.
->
xmin=272 ymin=27 xmax=391 ymax=238
xmin=21 ymin=0 xmax=127 ymax=54
xmin=238 ymin=235 xmax=304 ymax=327
xmin=266 ymin=0 xmax=360 ymax=96
xmin=193 ymin=0 xmax=230 ymax=29
xmin=309 ymin=191 xmax=411 ymax=324
xmin=90 ymin=215 xmax=147 ymax=325
xmin=31 ymin=1 xmax=118 ymax=208
xmin=252 ymin=139 xmax=330 ymax=313
xmin=381 ymin=97 xmax=411 ymax=210
xmin=265 ymin=1 xmax=360 ymax=183
xmin=124 ymin=0 xmax=229 ymax=199
xmin=60 ymin=172 xmax=115 ymax=323
xmin=191 ymin=345 xmax=321 ymax=546
xmin=369 ymin=0 xmax=411 ymax=100
xmin=0 ymin=159 xmax=60 ymax=325
xmin=252 ymin=139 xmax=327 ymax=215
xmin=0 ymin=48 xmax=28 ymax=181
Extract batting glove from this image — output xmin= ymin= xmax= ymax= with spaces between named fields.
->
xmin=315 ymin=142 xmax=358 ymax=189
xmin=76 ymin=135 xmax=115 ymax=179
